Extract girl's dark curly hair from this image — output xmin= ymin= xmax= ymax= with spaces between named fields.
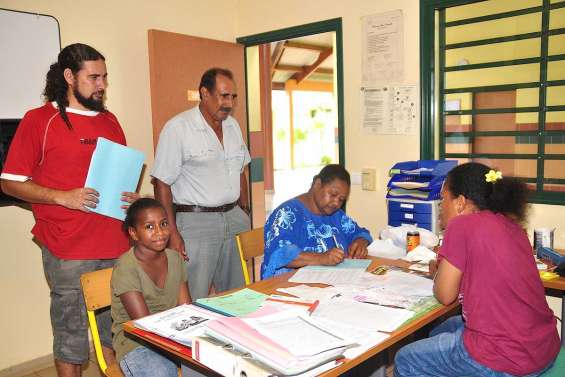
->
xmin=123 ymin=198 xmax=165 ymax=233
xmin=445 ymin=162 xmax=529 ymax=224
xmin=43 ymin=43 xmax=105 ymax=129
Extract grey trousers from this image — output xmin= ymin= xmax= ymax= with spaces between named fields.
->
xmin=176 ymin=206 xmax=250 ymax=300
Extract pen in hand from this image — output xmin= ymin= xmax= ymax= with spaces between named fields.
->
xmin=332 ymin=234 xmax=343 ymax=250
xmin=308 ymin=300 xmax=320 ymax=316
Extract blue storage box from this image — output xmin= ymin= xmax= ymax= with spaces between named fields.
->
xmin=387 ymin=198 xmax=439 ymax=234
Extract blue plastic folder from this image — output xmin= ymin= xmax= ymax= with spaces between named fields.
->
xmin=85 ymin=137 xmax=144 ymax=221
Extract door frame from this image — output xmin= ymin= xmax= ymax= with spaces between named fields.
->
xmin=236 ymin=17 xmax=346 ymax=167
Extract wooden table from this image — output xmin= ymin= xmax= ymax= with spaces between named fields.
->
xmin=124 ymin=257 xmax=459 ymax=376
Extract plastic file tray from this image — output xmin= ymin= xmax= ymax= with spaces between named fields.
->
xmin=387 ymin=198 xmax=439 ymax=234
xmin=388 ymin=200 xmax=433 ymax=214
xmin=389 ymin=211 xmax=432 ymax=223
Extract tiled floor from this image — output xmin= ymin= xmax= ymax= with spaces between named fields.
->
xmin=16 ymin=354 xmax=104 ymax=377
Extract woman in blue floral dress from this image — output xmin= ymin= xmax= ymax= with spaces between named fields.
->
xmin=261 ymin=164 xmax=373 ymax=279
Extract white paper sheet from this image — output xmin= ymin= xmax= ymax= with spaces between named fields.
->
xmin=361 ymin=85 xmax=418 ymax=135
xmin=364 ymin=269 xmax=434 ymax=297
xmin=275 ymin=285 xmax=342 ymax=302
xmin=312 ymin=297 xmax=414 ymax=333
xmin=288 ymin=267 xmax=369 ymax=286
xmin=314 ymin=317 xmax=390 ymax=359
xmin=361 ymin=10 xmax=404 ymax=84
xmin=244 ymin=312 xmax=351 ymax=357
xmin=134 ymin=304 xmax=222 ymax=346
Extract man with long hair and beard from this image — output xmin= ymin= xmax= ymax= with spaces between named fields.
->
xmin=1 ymin=43 xmax=138 ymax=377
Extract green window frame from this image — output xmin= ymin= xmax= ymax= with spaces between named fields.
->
xmin=421 ymin=0 xmax=565 ymax=204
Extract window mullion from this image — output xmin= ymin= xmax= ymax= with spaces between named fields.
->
xmin=537 ymin=0 xmax=550 ymax=193
xmin=439 ymin=9 xmax=446 ymax=160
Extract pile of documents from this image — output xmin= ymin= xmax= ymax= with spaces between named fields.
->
xmin=133 ymin=262 xmax=438 ymax=376
xmin=133 ymin=304 xmax=223 ymax=346
xmin=386 ymin=160 xmax=457 ymax=201
xmin=203 ymin=311 xmax=353 ymax=375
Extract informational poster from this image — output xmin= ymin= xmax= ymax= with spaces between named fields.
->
xmin=361 ymin=85 xmax=418 ymax=135
xmin=361 ymin=87 xmax=392 ymax=134
xmin=361 ymin=10 xmax=404 ymax=85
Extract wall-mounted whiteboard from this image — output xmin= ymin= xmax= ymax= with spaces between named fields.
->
xmin=0 ymin=9 xmax=60 ymax=119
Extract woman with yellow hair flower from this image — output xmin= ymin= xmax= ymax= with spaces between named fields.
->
xmin=395 ymin=163 xmax=559 ymax=377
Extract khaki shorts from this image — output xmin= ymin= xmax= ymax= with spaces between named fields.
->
xmin=42 ymin=248 xmax=115 ymax=364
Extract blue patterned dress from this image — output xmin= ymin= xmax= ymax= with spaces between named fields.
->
xmin=261 ymin=198 xmax=372 ymax=279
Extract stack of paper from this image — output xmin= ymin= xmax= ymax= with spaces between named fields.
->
xmin=312 ymin=297 xmax=414 ymax=333
xmin=133 ymin=304 xmax=223 ymax=346
xmin=204 ymin=311 xmax=353 ymax=375
xmin=192 ymin=336 xmax=340 ymax=377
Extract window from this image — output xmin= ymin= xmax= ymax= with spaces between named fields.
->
xmin=421 ymin=0 xmax=565 ymax=204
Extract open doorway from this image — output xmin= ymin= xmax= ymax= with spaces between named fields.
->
xmin=269 ymin=32 xmax=337 ymax=215
xmin=238 ymin=19 xmax=344 ymax=223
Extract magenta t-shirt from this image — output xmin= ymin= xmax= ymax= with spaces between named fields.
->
xmin=440 ymin=211 xmax=560 ymax=376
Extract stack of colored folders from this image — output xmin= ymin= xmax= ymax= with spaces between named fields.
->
xmin=386 ymin=160 xmax=457 ymax=201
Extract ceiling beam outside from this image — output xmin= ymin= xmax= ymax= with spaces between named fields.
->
xmin=292 ymin=48 xmax=333 ymax=84
xmin=275 ymin=64 xmax=333 ymax=75
xmin=284 ymin=41 xmax=329 ymax=52
xmin=270 ymin=41 xmax=286 ymax=79
xmin=271 ymin=82 xmax=285 ymax=90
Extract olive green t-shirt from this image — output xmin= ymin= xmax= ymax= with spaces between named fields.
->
xmin=111 ymin=248 xmax=187 ymax=361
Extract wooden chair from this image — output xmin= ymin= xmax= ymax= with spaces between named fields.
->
xmin=80 ymin=268 xmax=124 ymax=377
xmin=236 ymin=227 xmax=265 ymax=285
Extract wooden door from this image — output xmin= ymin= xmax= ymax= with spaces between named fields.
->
xmin=148 ymin=30 xmax=265 ymax=227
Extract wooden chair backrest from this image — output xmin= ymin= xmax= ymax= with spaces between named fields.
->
xmin=80 ymin=267 xmax=113 ymax=311
xmin=237 ymin=227 xmax=264 ymax=261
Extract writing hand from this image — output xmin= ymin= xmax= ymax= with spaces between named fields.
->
xmin=348 ymin=238 xmax=369 ymax=259
xmin=121 ymin=191 xmax=140 ymax=210
xmin=56 ymin=187 xmax=99 ymax=212
xmin=319 ymin=248 xmax=345 ymax=266
xmin=169 ymin=230 xmax=188 ymax=261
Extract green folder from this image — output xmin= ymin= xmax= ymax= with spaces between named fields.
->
xmin=195 ymin=288 xmax=268 ymax=317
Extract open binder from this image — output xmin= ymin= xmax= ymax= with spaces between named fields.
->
xmin=203 ymin=311 xmax=353 ymax=375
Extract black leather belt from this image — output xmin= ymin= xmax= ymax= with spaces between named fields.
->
xmin=174 ymin=201 xmax=238 ymax=213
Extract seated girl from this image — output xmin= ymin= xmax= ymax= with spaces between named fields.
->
xmin=111 ymin=198 xmax=191 ymax=377
xmin=394 ymin=163 xmax=560 ymax=377
xmin=261 ymin=164 xmax=373 ymax=279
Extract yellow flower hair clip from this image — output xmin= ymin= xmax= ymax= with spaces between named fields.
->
xmin=485 ymin=169 xmax=502 ymax=183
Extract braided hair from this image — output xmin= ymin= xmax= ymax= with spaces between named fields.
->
xmin=43 ymin=43 xmax=105 ymax=129
xmin=445 ymin=162 xmax=529 ymax=224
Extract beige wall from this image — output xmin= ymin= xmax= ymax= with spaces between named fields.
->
xmin=237 ymin=0 xmax=423 ymax=239
xmin=1 ymin=0 xmax=564 ymax=371
xmin=0 ymin=0 xmax=238 ymax=371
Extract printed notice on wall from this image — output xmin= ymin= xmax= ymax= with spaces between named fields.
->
xmin=361 ymin=85 xmax=418 ymax=135
xmin=361 ymin=10 xmax=404 ymax=85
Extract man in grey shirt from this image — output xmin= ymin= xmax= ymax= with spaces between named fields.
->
xmin=151 ymin=68 xmax=251 ymax=299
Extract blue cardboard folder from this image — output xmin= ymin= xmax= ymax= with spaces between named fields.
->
xmin=85 ymin=137 xmax=145 ymax=221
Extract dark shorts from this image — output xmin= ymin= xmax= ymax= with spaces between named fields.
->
xmin=42 ymin=248 xmax=116 ymax=364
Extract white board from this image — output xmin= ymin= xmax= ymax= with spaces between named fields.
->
xmin=0 ymin=9 xmax=60 ymax=119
